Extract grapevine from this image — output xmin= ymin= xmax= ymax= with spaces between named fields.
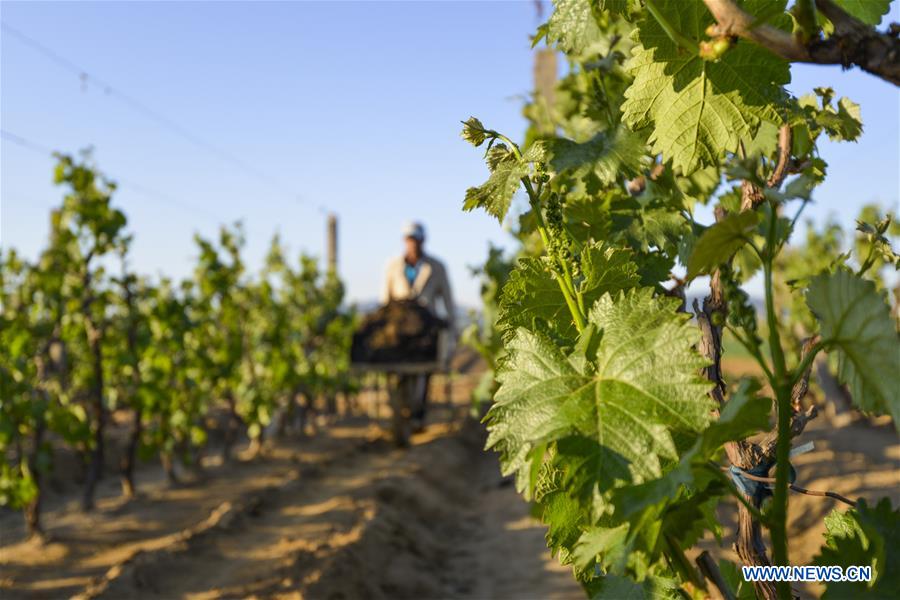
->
xmin=461 ymin=1 xmax=899 ymax=598
xmin=0 ymin=152 xmax=355 ymax=538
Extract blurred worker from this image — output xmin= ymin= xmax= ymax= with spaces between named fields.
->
xmin=382 ymin=221 xmax=456 ymax=429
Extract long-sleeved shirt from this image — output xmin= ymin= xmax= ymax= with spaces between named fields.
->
xmin=381 ymin=253 xmax=456 ymax=331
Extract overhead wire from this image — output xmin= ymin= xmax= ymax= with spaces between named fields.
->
xmin=1 ymin=128 xmax=224 ymax=224
xmin=1 ymin=21 xmax=330 ymax=215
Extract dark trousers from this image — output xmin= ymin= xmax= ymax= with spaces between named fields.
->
xmin=411 ymin=373 xmax=431 ymax=422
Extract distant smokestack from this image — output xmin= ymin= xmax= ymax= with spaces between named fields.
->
xmin=326 ymin=213 xmax=338 ymax=273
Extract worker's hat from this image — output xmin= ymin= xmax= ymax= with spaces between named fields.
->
xmin=402 ymin=221 xmax=426 ymax=241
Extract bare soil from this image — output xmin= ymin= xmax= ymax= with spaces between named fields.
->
xmin=0 ymin=361 xmax=896 ymax=600
xmin=0 ymin=373 xmax=578 ymax=600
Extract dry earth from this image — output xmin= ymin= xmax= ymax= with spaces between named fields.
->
xmin=0 ymin=375 xmax=579 ymax=600
xmin=0 ymin=366 xmax=897 ymax=600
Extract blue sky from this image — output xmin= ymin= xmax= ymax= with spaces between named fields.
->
xmin=1 ymin=1 xmax=897 ymax=307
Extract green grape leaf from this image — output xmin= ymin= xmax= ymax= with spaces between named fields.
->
xmin=0 ymin=463 xmax=38 ymax=509
xmin=659 ymin=483 xmax=723 ymax=550
xmin=484 ymin=327 xmax=584 ymax=485
xmin=806 ymin=269 xmax=900 ymax=428
xmin=632 ymin=251 xmax=676 ymax=288
xmin=573 ymin=523 xmax=631 ymax=576
xmin=463 ymin=152 xmax=527 ymax=222
xmin=814 ymin=498 xmax=900 ymax=598
xmin=676 ymin=164 xmax=722 ymax=205
xmin=699 ymin=378 xmax=772 ymax=453
xmin=555 ymin=382 xmax=765 ymax=578
xmin=595 ymin=0 xmax=640 ymax=17
xmin=742 ymin=119 xmax=781 ymax=159
xmin=485 ymin=288 xmax=714 ymax=492
xmin=544 ymin=0 xmax=606 ymax=58
xmin=833 ymin=0 xmax=891 ymax=25
xmin=830 ymin=97 xmax=863 ymax=141
xmin=541 ymin=476 xmax=591 ymax=565
xmin=796 ymin=91 xmax=863 ymax=142
xmin=612 ymin=379 xmax=769 ymax=529
xmin=486 ymin=143 xmax=515 ymax=171
xmin=687 ymin=211 xmax=762 ymax=279
xmin=460 ymin=116 xmax=488 ymax=146
xmin=585 ymin=574 xmax=682 ymax=599
xmin=627 ymin=204 xmax=688 ymax=255
xmin=565 ymin=193 xmax=616 ymax=243
xmin=622 ymin=0 xmax=790 ymax=174
xmin=718 ymin=559 xmax=760 ymax=600
xmin=580 ymin=242 xmax=643 ymax=298
xmin=542 ymin=126 xmax=649 ymax=184
xmin=498 ymin=242 xmax=641 ymax=342
xmin=497 ymin=258 xmax=578 ymax=343
xmin=607 ymin=182 xmax=691 ymax=258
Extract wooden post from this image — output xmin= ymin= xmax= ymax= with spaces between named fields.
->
xmin=534 ymin=48 xmax=557 ymax=107
xmin=533 ymin=48 xmax=557 ymax=137
xmin=326 ymin=213 xmax=338 ymax=273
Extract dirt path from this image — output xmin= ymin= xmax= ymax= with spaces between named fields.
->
xmin=0 ymin=390 xmax=580 ymax=600
xmin=1 ymin=372 xmax=896 ymax=600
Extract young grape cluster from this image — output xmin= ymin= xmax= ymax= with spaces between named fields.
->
xmin=543 ymin=191 xmax=580 ymax=278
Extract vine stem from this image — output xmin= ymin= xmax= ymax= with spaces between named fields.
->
xmin=646 ymin=0 xmax=700 ymax=54
xmin=597 ymin=76 xmax=617 ymax=127
xmin=725 ymin=325 xmax=775 ymax=382
xmin=857 ymin=243 xmax=879 ymax=276
xmin=498 ymin=130 xmax=588 ymax=332
xmin=493 ymin=132 xmax=524 ymax=160
xmin=522 ymin=177 xmax=587 ymax=333
xmin=789 ymin=340 xmax=824 ymax=389
xmin=762 ymin=203 xmax=792 ymax=600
